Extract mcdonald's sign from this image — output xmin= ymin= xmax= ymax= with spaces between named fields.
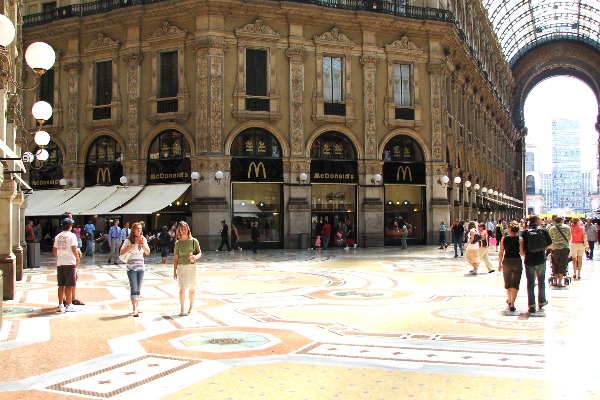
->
xmin=97 ymin=167 xmax=111 ymax=184
xmin=248 ymin=162 xmax=267 ymax=179
xmin=383 ymin=162 xmax=425 ymax=184
xmin=230 ymin=158 xmax=283 ymax=182
xmin=396 ymin=165 xmax=413 ymax=182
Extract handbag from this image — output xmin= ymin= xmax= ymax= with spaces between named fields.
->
xmin=119 ymin=251 xmax=132 ymax=264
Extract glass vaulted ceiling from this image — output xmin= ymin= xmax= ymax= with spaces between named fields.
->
xmin=483 ymin=0 xmax=600 ymax=66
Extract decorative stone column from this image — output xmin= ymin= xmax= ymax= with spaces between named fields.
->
xmin=428 ymin=62 xmax=450 ymax=243
xmin=0 ymin=177 xmax=17 ymax=300
xmin=12 ymin=189 xmax=24 ymax=281
xmin=286 ymin=45 xmax=307 ymax=157
xmin=63 ymin=62 xmax=82 ymax=166
xmin=192 ymin=37 xmax=229 ymax=248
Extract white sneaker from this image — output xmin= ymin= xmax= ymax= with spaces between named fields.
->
xmin=65 ymin=304 xmax=77 ymax=312
xmin=239 ymin=247 xmax=242 ymax=252
xmin=57 ymin=304 xmax=65 ymax=313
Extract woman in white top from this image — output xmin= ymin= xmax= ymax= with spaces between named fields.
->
xmin=464 ymin=221 xmax=481 ymax=275
xmin=173 ymin=221 xmax=202 ymax=316
xmin=120 ymin=222 xmax=150 ymax=317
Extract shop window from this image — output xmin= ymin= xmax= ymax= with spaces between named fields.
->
xmin=87 ymin=135 xmax=122 ymax=164
xmin=384 ymin=185 xmax=424 ymax=244
xmin=323 ymin=56 xmax=345 ymax=116
xmin=232 ymin=183 xmax=281 ymax=245
xmin=158 ymin=51 xmax=179 ymax=113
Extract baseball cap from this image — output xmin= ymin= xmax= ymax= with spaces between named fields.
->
xmin=61 ymin=218 xmax=74 ymax=229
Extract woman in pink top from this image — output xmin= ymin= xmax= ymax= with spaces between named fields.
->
xmin=569 ymin=217 xmax=588 ymax=280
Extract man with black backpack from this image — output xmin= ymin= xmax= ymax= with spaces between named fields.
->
xmin=521 ymin=214 xmax=552 ymax=314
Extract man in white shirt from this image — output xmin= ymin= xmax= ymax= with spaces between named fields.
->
xmin=53 ymin=218 xmax=80 ymax=313
xmin=107 ymin=219 xmax=122 ymax=265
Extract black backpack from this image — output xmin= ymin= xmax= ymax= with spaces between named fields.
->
xmin=526 ymin=228 xmax=548 ymax=252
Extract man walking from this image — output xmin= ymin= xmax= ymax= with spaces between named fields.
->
xmin=53 ymin=218 xmax=80 ymax=313
xmin=217 ymin=220 xmax=231 ymax=252
xmin=584 ymin=218 xmax=596 ymax=259
xmin=108 ymin=219 xmax=122 ymax=264
xmin=451 ymin=219 xmax=465 ymax=257
xmin=548 ymin=216 xmax=571 ymax=287
xmin=120 ymin=222 xmax=131 ymax=259
xmin=521 ymin=214 xmax=552 ymax=314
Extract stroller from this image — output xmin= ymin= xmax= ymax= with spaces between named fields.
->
xmin=546 ymin=249 xmax=571 ymax=286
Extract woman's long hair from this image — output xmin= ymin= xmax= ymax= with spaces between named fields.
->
xmin=177 ymin=221 xmax=192 ymax=239
xmin=128 ymin=222 xmax=142 ymax=242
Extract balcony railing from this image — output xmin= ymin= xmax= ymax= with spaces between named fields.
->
xmin=24 ymin=0 xmax=455 ymax=27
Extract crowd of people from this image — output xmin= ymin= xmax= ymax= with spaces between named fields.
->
xmin=441 ymin=215 xmax=596 ymax=314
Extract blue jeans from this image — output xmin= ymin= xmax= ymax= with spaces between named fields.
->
xmin=525 ymin=262 xmax=546 ymax=309
xmin=323 ymin=236 xmax=330 ymax=249
xmin=453 ymin=235 xmax=463 ymax=256
xmin=127 ymin=269 xmax=144 ymax=300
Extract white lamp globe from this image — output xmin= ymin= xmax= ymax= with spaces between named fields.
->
xmin=473 ymin=184 xmax=480 ymax=190
xmin=299 ymin=172 xmax=308 ymax=182
xmin=464 ymin=180 xmax=471 ymax=188
xmin=36 ymin=148 xmax=49 ymax=161
xmin=493 ymin=190 xmax=499 ymax=196
xmin=453 ymin=176 xmax=461 ymax=184
xmin=31 ymin=101 xmax=53 ymax=121
xmin=191 ymin=171 xmax=200 ymax=181
xmin=119 ymin=176 xmax=128 ymax=185
xmin=34 ymin=130 xmax=50 ymax=146
xmin=215 ymin=170 xmax=224 ymax=180
xmin=440 ymin=175 xmax=449 ymax=184
xmin=487 ymin=188 xmax=494 ymax=195
xmin=59 ymin=178 xmax=67 ymax=186
xmin=0 ymin=14 xmax=16 ymax=47
xmin=374 ymin=173 xmax=382 ymax=182
xmin=25 ymin=42 xmax=56 ymax=71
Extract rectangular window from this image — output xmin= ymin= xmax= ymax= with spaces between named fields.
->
xmin=94 ymin=61 xmax=112 ymax=120
xmin=159 ymin=51 xmax=178 ymax=98
xmin=393 ymin=64 xmax=411 ymax=106
xmin=95 ymin=61 xmax=112 ymax=106
xmin=246 ymin=49 xmax=267 ymax=97
xmin=39 ymin=69 xmax=54 ymax=125
xmin=323 ymin=56 xmax=343 ymax=102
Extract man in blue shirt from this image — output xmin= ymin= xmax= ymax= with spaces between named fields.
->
xmin=83 ymin=220 xmax=96 ymax=256
xmin=107 ymin=219 xmax=122 ymax=265
xmin=120 ymin=222 xmax=130 ymax=243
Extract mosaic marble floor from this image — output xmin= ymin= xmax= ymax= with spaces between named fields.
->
xmin=2 ymin=246 xmax=599 ymax=399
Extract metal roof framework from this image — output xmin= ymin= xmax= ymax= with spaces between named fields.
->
xmin=483 ymin=0 xmax=600 ymax=66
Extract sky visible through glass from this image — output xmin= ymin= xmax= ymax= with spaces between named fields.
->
xmin=524 ymin=76 xmax=598 ymax=174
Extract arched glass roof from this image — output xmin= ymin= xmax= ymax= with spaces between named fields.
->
xmin=483 ymin=1 xmax=600 ymax=66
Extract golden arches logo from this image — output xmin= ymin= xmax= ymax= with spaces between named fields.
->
xmin=396 ymin=165 xmax=413 ymax=182
xmin=248 ymin=162 xmax=266 ymax=179
xmin=97 ymin=167 xmax=111 ymax=184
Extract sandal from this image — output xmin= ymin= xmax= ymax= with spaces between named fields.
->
xmin=469 ymin=270 xmax=478 ymax=275
xmin=72 ymin=299 xmax=85 ymax=305
xmin=133 ymin=312 xmax=139 ymax=317
xmin=179 ymin=312 xmax=187 ymax=317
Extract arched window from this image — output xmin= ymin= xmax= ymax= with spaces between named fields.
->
xmin=526 ymin=175 xmax=536 ymax=195
xmin=148 ymin=130 xmax=190 ymax=159
xmin=29 ymin=141 xmax=63 ymax=188
xmin=525 ymin=152 xmax=534 ymax=172
xmin=310 ymin=131 xmax=356 ymax=160
xmin=87 ymin=135 xmax=122 ymax=164
xmin=85 ymin=135 xmax=123 ymax=186
xmin=382 ymin=135 xmax=424 ymax=162
xmin=231 ymin=128 xmax=281 ymax=158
